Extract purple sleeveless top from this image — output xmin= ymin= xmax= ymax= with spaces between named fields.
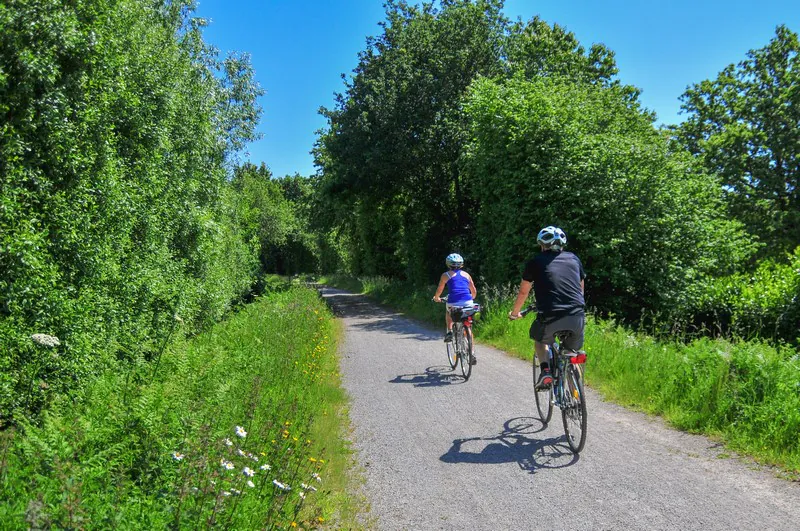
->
xmin=446 ymin=270 xmax=471 ymax=304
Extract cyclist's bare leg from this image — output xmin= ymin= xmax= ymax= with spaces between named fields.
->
xmin=445 ymin=310 xmax=453 ymax=332
xmin=534 ymin=341 xmax=549 ymax=365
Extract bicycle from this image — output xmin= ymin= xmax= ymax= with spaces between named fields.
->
xmin=520 ymin=304 xmax=587 ymax=453
xmin=436 ymin=296 xmax=480 ymax=381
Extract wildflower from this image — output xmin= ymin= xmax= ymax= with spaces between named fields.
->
xmin=301 ymin=483 xmax=309 ymax=490
xmin=308 ymin=486 xmax=318 ymax=492
xmin=222 ymin=491 xmax=231 ymax=497
xmin=230 ymin=489 xmax=241 ymax=496
xmin=236 ymin=448 xmax=246 ymax=457
xmin=235 ymin=426 xmax=247 ymax=438
xmin=298 ymin=492 xmax=306 ymax=500
xmin=308 ymin=457 xmax=317 ymax=463
xmin=247 ymin=480 xmax=255 ymax=488
xmin=172 ymin=451 xmax=185 ymax=461
xmin=242 ymin=467 xmax=255 ymax=477
xmin=220 ymin=459 xmax=234 ymax=470
xmin=312 ymin=473 xmax=322 ymax=482
xmin=31 ymin=334 xmax=60 ymax=348
xmin=290 ymin=523 xmax=297 ymax=528
xmin=224 ymin=438 xmax=233 ymax=447
xmin=273 ymin=479 xmax=291 ymax=491
xmin=260 ymin=464 xmax=271 ymax=471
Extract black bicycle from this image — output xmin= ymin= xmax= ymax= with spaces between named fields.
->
xmin=520 ymin=305 xmax=587 ymax=453
xmin=437 ymin=296 xmax=480 ymax=380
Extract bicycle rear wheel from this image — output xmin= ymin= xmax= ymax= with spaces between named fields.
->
xmin=457 ymin=325 xmax=472 ymax=380
xmin=532 ymin=356 xmax=553 ymax=424
xmin=561 ymin=363 xmax=587 ymax=453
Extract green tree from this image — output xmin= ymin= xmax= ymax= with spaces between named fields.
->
xmin=676 ymin=25 xmax=800 ymax=256
xmin=0 ymin=0 xmax=261 ymax=422
xmin=314 ymin=0 xmax=623 ymax=283
xmin=463 ymin=77 xmax=750 ymax=317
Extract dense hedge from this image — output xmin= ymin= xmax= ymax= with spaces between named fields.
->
xmin=0 ymin=0 xmax=261 ymax=423
xmin=462 ymin=77 xmax=750 ymax=318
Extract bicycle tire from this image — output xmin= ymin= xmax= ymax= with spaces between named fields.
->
xmin=532 ymin=356 xmax=553 ymax=424
xmin=457 ymin=325 xmax=472 ymax=380
xmin=561 ymin=363 xmax=587 ymax=453
xmin=446 ymin=334 xmax=458 ymax=369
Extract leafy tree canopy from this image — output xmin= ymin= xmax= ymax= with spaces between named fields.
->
xmin=676 ymin=25 xmax=800 ymax=256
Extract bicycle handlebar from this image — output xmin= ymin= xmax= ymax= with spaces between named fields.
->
xmin=519 ymin=304 xmax=537 ymax=317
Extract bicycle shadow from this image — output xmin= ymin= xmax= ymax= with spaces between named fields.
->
xmin=440 ymin=416 xmax=579 ymax=473
xmin=389 ymin=365 xmax=465 ymax=387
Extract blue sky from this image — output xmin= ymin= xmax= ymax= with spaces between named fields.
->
xmin=195 ymin=0 xmax=800 ymax=177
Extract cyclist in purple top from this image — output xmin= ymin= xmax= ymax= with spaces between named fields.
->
xmin=432 ymin=253 xmax=477 ymax=343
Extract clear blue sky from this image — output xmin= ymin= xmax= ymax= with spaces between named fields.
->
xmin=195 ymin=0 xmax=800 ymax=177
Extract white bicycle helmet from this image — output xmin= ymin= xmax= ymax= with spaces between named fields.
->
xmin=445 ymin=253 xmax=464 ymax=268
xmin=537 ymin=226 xmax=567 ymax=250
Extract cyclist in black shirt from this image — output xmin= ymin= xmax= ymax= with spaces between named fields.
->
xmin=508 ymin=226 xmax=586 ymax=389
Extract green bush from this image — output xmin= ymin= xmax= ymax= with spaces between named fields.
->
xmin=0 ymin=0 xmax=261 ymax=423
xmin=681 ymin=247 xmax=800 ymax=345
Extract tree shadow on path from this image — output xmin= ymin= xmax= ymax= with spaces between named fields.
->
xmin=440 ymin=417 xmax=579 ymax=473
xmin=389 ymin=365 xmax=465 ymax=387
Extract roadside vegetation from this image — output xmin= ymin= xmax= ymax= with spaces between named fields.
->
xmin=0 ymin=285 xmax=364 ymax=529
xmin=321 ymin=275 xmax=800 ymax=476
xmin=2 ymin=0 xmax=798 ymax=527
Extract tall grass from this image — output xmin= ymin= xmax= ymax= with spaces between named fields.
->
xmin=0 ymin=286 xmax=362 ymax=529
xmin=322 ymin=275 xmax=800 ymax=475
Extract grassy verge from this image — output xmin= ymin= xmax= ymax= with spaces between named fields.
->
xmin=0 ymin=285 xmax=364 ymax=529
xmin=321 ymin=274 xmax=800 ymax=476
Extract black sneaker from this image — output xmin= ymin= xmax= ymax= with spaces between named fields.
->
xmin=444 ymin=331 xmax=453 ymax=343
xmin=535 ymin=370 xmax=552 ymax=390
xmin=469 ymin=354 xmax=477 ymax=365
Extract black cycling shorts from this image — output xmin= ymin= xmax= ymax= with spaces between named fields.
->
xmin=529 ymin=313 xmax=585 ymax=351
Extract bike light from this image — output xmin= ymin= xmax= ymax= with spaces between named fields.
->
xmin=570 ymin=353 xmax=587 ymax=364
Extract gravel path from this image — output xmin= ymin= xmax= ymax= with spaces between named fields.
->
xmin=322 ymin=287 xmax=799 ymax=530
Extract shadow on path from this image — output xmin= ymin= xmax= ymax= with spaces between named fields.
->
xmin=321 ymin=287 xmax=439 ymax=341
xmin=390 ymin=365 xmax=465 ymax=387
xmin=440 ymin=417 xmax=578 ymax=473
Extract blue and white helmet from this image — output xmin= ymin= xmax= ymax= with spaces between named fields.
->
xmin=537 ymin=226 xmax=567 ymax=250
xmin=445 ymin=253 xmax=464 ymax=268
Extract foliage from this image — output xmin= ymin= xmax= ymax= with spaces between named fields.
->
xmin=314 ymin=0 xmax=623 ymax=283
xmin=232 ymin=163 xmax=319 ymax=278
xmin=680 ymin=246 xmax=800 ymax=345
xmin=0 ymin=0 xmax=261 ymax=423
xmin=0 ymin=287 xmax=360 ymax=529
xmin=675 ymin=25 xmax=800 ymax=256
xmin=462 ymin=76 xmax=750 ymax=317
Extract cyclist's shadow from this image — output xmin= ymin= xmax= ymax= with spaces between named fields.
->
xmin=440 ymin=417 xmax=579 ymax=473
xmin=389 ymin=365 xmax=465 ymax=387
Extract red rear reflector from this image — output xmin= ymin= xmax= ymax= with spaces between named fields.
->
xmin=570 ymin=353 xmax=587 ymax=364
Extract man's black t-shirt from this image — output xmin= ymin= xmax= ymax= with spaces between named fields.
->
xmin=522 ymin=250 xmax=585 ymax=316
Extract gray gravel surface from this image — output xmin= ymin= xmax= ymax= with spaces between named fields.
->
xmin=322 ymin=287 xmax=799 ymax=530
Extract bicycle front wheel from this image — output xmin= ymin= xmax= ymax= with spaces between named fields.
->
xmin=457 ymin=325 xmax=472 ymax=380
xmin=532 ymin=356 xmax=553 ymax=424
xmin=561 ymin=363 xmax=587 ymax=453
xmin=446 ymin=334 xmax=458 ymax=369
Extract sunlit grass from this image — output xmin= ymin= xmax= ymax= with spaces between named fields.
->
xmin=0 ymin=285 xmax=363 ymax=529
